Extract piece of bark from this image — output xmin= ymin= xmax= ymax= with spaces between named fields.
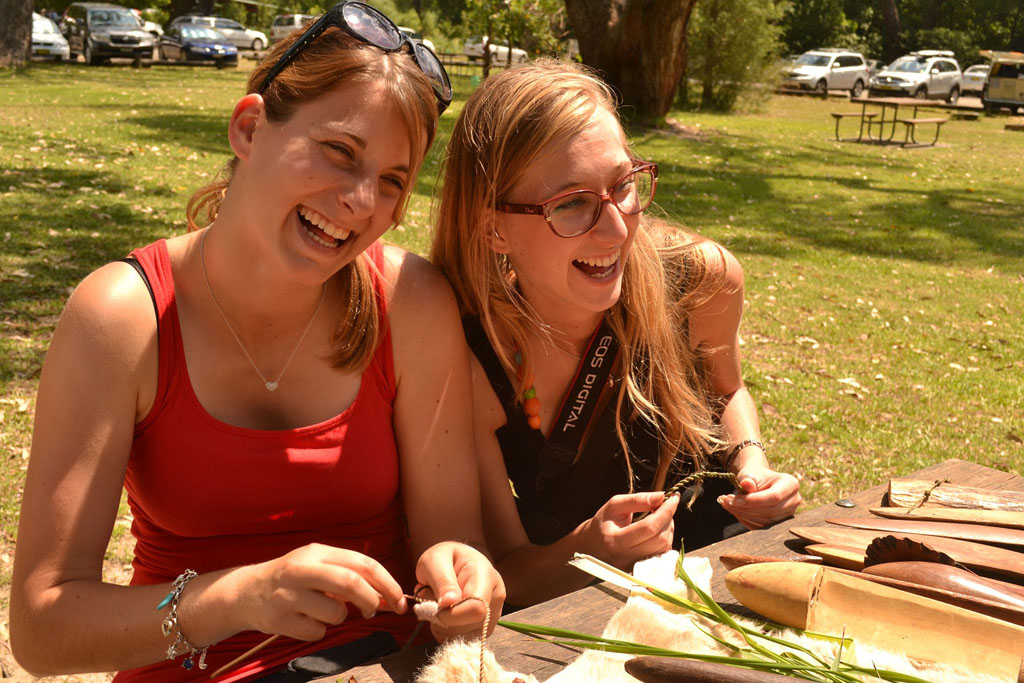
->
xmin=624 ymin=656 xmax=794 ymax=682
xmin=888 ymin=479 xmax=1024 ymax=512
xmin=790 ymin=527 xmax=1024 ymax=581
xmin=725 ymin=562 xmax=1024 ymax=682
xmin=871 ymin=505 xmax=1024 ymax=529
xmin=826 ymin=516 xmax=1024 ymax=548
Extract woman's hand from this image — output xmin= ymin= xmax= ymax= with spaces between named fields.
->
xmin=581 ymin=492 xmax=679 ymax=570
xmin=413 ymin=541 xmax=505 ymax=641
xmin=239 ymin=543 xmax=407 ymax=642
xmin=717 ymin=466 xmax=801 ymax=530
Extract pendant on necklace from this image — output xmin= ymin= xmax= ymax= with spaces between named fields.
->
xmin=265 ymin=381 xmax=279 ymax=392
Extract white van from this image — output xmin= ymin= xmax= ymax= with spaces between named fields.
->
xmin=270 ymin=13 xmax=314 ymax=43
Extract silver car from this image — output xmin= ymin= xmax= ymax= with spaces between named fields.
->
xmin=781 ymin=49 xmax=871 ymax=97
xmin=168 ymin=15 xmax=267 ymax=51
xmin=961 ymin=64 xmax=989 ymax=95
xmin=32 ymin=12 xmax=71 ymax=61
xmin=868 ymin=50 xmax=962 ymax=103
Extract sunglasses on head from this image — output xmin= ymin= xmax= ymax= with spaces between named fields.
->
xmin=257 ymin=1 xmax=453 ymax=114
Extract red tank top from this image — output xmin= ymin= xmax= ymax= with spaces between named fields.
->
xmin=114 ymin=240 xmax=418 ymax=682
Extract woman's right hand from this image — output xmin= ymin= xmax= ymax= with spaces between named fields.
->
xmin=237 ymin=544 xmax=407 ymax=641
xmin=580 ymin=492 xmax=679 ymax=569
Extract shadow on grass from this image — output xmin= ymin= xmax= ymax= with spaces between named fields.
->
xmin=639 ymin=127 xmax=1024 ymax=266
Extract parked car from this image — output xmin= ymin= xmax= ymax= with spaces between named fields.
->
xmin=981 ymin=50 xmax=1024 ymax=114
xmin=61 ymin=2 xmax=154 ymax=65
xmin=131 ymin=8 xmax=162 ymax=37
xmin=868 ymin=50 xmax=962 ymax=103
xmin=780 ymin=48 xmax=871 ymax=97
xmin=32 ymin=11 xmax=71 ymax=61
xmin=270 ymin=13 xmax=314 ymax=43
xmin=397 ymin=26 xmax=434 ymax=53
xmin=961 ymin=64 xmax=990 ymax=95
xmin=463 ymin=35 xmax=527 ymax=64
xmin=168 ymin=15 xmax=266 ymax=50
xmin=158 ymin=23 xmax=237 ymax=66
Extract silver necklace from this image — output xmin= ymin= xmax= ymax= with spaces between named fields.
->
xmin=199 ymin=229 xmax=326 ymax=392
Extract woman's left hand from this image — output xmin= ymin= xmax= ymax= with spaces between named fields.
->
xmin=717 ymin=466 xmax=801 ymax=530
xmin=414 ymin=541 xmax=506 ymax=642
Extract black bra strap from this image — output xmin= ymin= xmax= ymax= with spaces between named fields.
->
xmin=120 ymin=256 xmax=158 ymax=332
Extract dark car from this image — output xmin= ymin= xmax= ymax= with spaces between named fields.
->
xmin=61 ymin=2 xmax=154 ymax=65
xmin=158 ymin=24 xmax=238 ymax=67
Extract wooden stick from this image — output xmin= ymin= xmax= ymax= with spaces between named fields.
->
xmin=208 ymin=594 xmax=427 ymax=679
xmin=209 ymin=634 xmax=279 ymax=680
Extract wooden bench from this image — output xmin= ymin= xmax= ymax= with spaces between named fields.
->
xmin=895 ymin=116 xmax=948 ymax=146
xmin=830 ymin=111 xmax=877 ymax=141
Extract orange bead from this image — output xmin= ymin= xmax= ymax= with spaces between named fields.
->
xmin=524 ymin=397 xmax=541 ymax=416
xmin=527 ymin=415 xmax=542 ymax=430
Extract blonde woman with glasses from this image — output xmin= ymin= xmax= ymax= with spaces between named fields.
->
xmin=432 ymin=60 xmax=800 ymax=606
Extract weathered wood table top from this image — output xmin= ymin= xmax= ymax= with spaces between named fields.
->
xmin=333 ymin=458 xmax=1023 ymax=682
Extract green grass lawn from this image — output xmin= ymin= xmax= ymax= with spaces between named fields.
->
xmin=1 ymin=61 xmax=1022 ymax=602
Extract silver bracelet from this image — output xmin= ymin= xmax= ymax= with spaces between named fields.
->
xmin=723 ymin=439 xmax=766 ymax=469
xmin=157 ymin=569 xmax=209 ymax=671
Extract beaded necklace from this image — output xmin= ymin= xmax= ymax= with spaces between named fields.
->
xmin=514 ymin=350 xmax=542 ymax=430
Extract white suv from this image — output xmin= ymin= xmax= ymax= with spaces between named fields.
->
xmin=270 ymin=13 xmax=314 ymax=43
xmin=463 ymin=35 xmax=527 ymax=64
xmin=781 ymin=49 xmax=871 ymax=97
xmin=868 ymin=50 xmax=962 ymax=103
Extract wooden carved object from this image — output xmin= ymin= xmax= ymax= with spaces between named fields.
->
xmin=888 ymin=479 xmax=1024 ymax=512
xmin=725 ymin=562 xmax=1024 ymax=682
xmin=871 ymin=505 xmax=1024 ymax=529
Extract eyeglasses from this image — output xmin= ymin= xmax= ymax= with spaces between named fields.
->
xmin=257 ymin=1 xmax=453 ymax=114
xmin=496 ymin=162 xmax=658 ymax=238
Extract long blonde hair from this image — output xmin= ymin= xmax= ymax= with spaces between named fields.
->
xmin=186 ymin=25 xmax=439 ymax=370
xmin=431 ymin=60 xmax=724 ymax=489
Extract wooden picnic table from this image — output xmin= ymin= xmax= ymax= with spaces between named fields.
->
xmin=332 ymin=459 xmax=1022 ymax=682
xmin=833 ymin=96 xmax=951 ymax=146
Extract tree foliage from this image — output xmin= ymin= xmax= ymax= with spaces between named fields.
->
xmin=780 ymin=0 xmax=1024 ymax=66
xmin=685 ymin=0 xmax=786 ymax=112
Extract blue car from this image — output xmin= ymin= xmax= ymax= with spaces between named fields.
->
xmin=158 ymin=23 xmax=237 ymax=66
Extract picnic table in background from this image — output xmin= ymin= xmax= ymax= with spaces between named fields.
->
xmin=831 ymin=96 xmax=950 ymax=146
xmin=332 ymin=458 xmax=1021 ymax=682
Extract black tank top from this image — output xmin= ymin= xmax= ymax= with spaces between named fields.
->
xmin=464 ymin=317 xmax=744 ymax=550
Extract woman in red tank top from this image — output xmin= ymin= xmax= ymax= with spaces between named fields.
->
xmin=11 ymin=4 xmax=503 ymax=681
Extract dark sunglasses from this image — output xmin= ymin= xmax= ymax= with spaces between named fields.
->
xmin=256 ymin=1 xmax=452 ymax=114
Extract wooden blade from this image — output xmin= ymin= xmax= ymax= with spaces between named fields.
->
xmin=789 ymin=526 xmax=1024 ymax=581
xmin=804 ymin=544 xmax=864 ymax=570
xmin=625 ymin=656 xmax=796 ymax=682
xmin=862 ymin=561 xmax=1024 ymax=607
xmin=725 ymin=562 xmax=1024 ymax=682
xmin=826 ymin=516 xmax=1024 ymax=548
xmin=718 ymin=553 xmax=822 ymax=571
xmin=871 ymin=505 xmax=1024 ymax=529
xmin=889 ymin=479 xmax=1024 ymax=511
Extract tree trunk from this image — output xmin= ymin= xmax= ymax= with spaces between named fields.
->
xmin=0 ymin=0 xmax=32 ymax=68
xmin=879 ymin=0 xmax=902 ymax=63
xmin=564 ymin=0 xmax=699 ymax=124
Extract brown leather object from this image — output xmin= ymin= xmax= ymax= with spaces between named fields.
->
xmin=827 ymin=516 xmax=1024 ymax=548
xmin=624 ymin=656 xmax=795 ymax=682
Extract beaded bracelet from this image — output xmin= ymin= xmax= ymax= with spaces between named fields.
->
xmin=722 ymin=438 xmax=766 ymax=470
xmin=157 ymin=569 xmax=210 ymax=671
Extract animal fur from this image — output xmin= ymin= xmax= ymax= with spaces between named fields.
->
xmin=416 ymin=552 xmax=1004 ymax=682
